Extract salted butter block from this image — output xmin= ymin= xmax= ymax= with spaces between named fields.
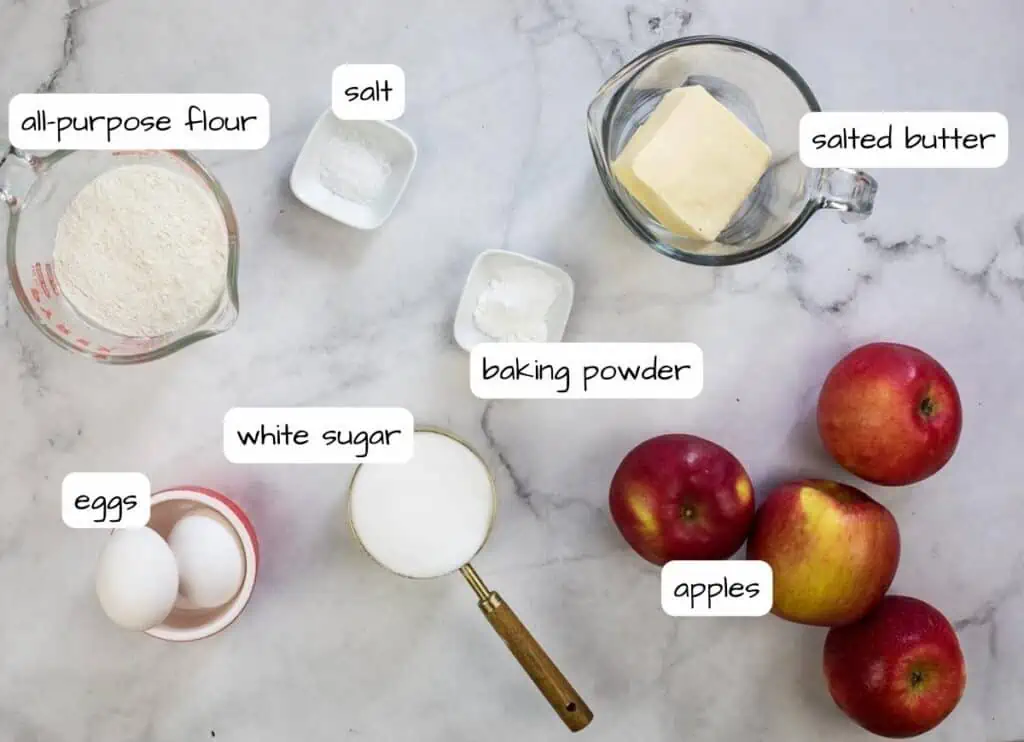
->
xmin=611 ymin=85 xmax=772 ymax=242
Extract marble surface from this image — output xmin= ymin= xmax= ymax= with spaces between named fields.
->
xmin=1 ymin=0 xmax=1023 ymax=740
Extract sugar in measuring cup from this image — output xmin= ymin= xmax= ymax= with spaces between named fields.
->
xmin=348 ymin=428 xmax=593 ymax=732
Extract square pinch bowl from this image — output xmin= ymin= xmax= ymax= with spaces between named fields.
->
xmin=454 ymin=249 xmax=574 ymax=351
xmin=144 ymin=486 xmax=259 ymax=642
xmin=289 ymin=109 xmax=417 ymax=230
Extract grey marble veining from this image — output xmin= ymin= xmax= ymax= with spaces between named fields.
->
xmin=1 ymin=0 xmax=1023 ymax=740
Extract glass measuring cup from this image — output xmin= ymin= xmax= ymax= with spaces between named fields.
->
xmin=587 ymin=35 xmax=878 ymax=266
xmin=0 ymin=147 xmax=239 ymax=363
xmin=347 ymin=427 xmax=594 ymax=733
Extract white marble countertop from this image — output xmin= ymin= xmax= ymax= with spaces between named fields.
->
xmin=1 ymin=0 xmax=1023 ymax=740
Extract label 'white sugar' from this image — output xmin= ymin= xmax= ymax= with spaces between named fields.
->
xmin=223 ymin=407 xmax=414 ymax=464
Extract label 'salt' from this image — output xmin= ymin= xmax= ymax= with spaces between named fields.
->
xmin=331 ymin=64 xmax=406 ymax=121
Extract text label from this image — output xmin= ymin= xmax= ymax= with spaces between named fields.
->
xmin=470 ymin=343 xmax=703 ymax=400
xmin=9 ymin=94 xmax=271 ymax=150
xmin=62 ymin=472 xmax=151 ymax=528
xmin=223 ymin=407 xmax=414 ymax=464
xmin=799 ymin=112 xmax=1008 ymax=168
xmin=661 ymin=560 xmax=774 ymax=617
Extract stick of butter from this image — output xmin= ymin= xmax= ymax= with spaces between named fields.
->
xmin=611 ymin=85 xmax=772 ymax=242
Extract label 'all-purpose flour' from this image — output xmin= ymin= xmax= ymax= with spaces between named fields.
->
xmin=53 ymin=164 xmax=229 ymax=338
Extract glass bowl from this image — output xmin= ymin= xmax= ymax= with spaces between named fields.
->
xmin=587 ymin=35 xmax=877 ymax=267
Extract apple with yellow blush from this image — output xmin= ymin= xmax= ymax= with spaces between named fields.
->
xmin=746 ymin=479 xmax=900 ymax=627
xmin=609 ymin=434 xmax=755 ymax=565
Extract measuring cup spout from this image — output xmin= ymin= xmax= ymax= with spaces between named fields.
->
xmin=199 ymin=289 xmax=240 ymax=336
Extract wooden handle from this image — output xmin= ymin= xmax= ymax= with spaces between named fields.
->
xmin=479 ymin=592 xmax=593 ymax=732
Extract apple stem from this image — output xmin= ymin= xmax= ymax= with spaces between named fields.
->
xmin=681 ymin=504 xmax=697 ymax=522
xmin=910 ymin=669 xmax=925 ymax=688
xmin=918 ymin=396 xmax=936 ymax=418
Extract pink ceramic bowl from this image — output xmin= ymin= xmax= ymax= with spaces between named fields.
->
xmin=144 ymin=486 xmax=259 ymax=642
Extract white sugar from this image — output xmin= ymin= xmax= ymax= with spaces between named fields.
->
xmin=350 ymin=431 xmax=494 ymax=579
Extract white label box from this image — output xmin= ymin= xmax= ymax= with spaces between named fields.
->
xmin=8 ymin=93 xmax=271 ymax=150
xmin=224 ymin=407 xmax=415 ymax=464
xmin=470 ymin=342 xmax=703 ymax=400
xmin=799 ymin=112 xmax=1008 ymax=169
xmin=661 ymin=560 xmax=773 ymax=617
xmin=62 ymin=472 xmax=151 ymax=528
xmin=331 ymin=64 xmax=406 ymax=121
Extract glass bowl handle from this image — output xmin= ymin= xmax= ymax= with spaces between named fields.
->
xmin=815 ymin=167 xmax=878 ymax=223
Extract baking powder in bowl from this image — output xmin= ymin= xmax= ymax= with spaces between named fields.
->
xmin=349 ymin=430 xmax=494 ymax=579
xmin=472 ymin=265 xmax=561 ymax=343
xmin=53 ymin=164 xmax=229 ymax=337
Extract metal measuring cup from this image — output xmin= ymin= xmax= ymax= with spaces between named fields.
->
xmin=347 ymin=427 xmax=593 ymax=732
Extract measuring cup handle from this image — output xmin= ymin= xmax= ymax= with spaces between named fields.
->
xmin=0 ymin=146 xmax=40 ymax=209
xmin=479 ymin=592 xmax=593 ymax=732
xmin=814 ymin=167 xmax=878 ymax=223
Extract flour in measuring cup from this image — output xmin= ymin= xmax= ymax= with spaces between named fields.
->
xmin=53 ymin=164 xmax=229 ymax=337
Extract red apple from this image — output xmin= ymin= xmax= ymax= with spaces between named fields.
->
xmin=746 ymin=479 xmax=899 ymax=626
xmin=824 ymin=595 xmax=967 ymax=738
xmin=609 ymin=434 xmax=754 ymax=565
xmin=817 ymin=342 xmax=962 ymax=486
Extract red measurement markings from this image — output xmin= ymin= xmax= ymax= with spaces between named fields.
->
xmin=44 ymin=264 xmax=60 ymax=295
xmin=33 ymin=263 xmax=51 ymax=298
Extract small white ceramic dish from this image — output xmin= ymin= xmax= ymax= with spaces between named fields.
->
xmin=143 ymin=486 xmax=258 ymax=642
xmin=454 ymin=249 xmax=575 ymax=351
xmin=290 ymin=109 xmax=417 ymax=230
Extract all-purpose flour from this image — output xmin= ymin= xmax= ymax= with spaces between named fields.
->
xmin=53 ymin=164 xmax=229 ymax=337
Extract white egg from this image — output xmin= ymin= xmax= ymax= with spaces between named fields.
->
xmin=167 ymin=511 xmax=245 ymax=610
xmin=96 ymin=526 xmax=179 ymax=631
